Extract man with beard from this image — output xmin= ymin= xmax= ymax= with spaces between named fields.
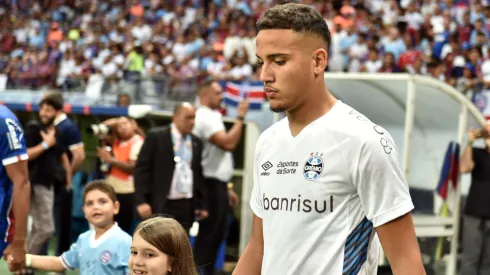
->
xmin=41 ymin=92 xmax=85 ymax=258
xmin=24 ymin=96 xmax=72 ymax=263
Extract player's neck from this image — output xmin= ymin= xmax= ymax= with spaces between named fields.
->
xmin=199 ymin=100 xmax=213 ymax=110
xmin=94 ymin=222 xmax=115 ymax=240
xmin=286 ymin=88 xmax=337 ymax=137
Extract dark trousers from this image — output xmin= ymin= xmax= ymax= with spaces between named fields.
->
xmin=461 ymin=215 xmax=490 ymax=275
xmin=193 ymin=178 xmax=229 ymax=275
xmin=115 ymin=193 xmax=134 ymax=234
xmin=163 ymin=198 xmax=194 ymax=234
xmin=53 ymin=187 xmax=72 ymax=256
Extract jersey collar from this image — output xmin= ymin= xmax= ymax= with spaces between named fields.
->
xmin=54 ymin=113 xmax=67 ymax=126
xmin=89 ymin=223 xmax=120 ymax=248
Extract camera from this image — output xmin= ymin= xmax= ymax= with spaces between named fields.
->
xmin=86 ymin=124 xmax=112 ymax=136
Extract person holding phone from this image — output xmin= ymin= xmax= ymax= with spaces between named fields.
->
xmin=460 ymin=121 xmax=490 ymax=275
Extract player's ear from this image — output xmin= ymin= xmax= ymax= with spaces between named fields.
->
xmin=113 ymin=200 xmax=120 ymax=215
xmin=82 ymin=205 xmax=88 ymax=219
xmin=168 ymin=257 xmax=173 ymax=272
xmin=312 ymin=48 xmax=328 ymax=75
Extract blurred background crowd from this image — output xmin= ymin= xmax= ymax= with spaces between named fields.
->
xmin=2 ymin=0 xmax=490 ymax=102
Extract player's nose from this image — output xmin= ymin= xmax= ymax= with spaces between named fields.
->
xmin=259 ymin=64 xmax=274 ymax=83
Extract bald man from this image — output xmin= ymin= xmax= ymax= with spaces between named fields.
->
xmin=134 ymin=103 xmax=208 ymax=233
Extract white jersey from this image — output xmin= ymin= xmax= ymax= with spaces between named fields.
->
xmin=250 ymin=101 xmax=414 ymax=275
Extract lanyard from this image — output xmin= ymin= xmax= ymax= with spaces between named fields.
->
xmin=171 ymin=128 xmax=192 ymax=164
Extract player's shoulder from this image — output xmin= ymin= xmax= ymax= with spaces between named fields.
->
xmin=0 ymin=106 xmax=21 ymax=131
xmin=57 ymin=115 xmax=76 ymax=128
xmin=77 ymin=230 xmax=93 ymax=242
xmin=326 ymin=101 xmax=390 ymax=143
xmin=113 ymin=227 xmax=133 ymax=244
xmin=196 ymin=106 xmax=218 ymax=118
xmin=195 ymin=107 xmax=221 ymax=125
xmin=256 ymin=117 xmax=288 ymax=149
xmin=0 ymin=106 xmax=16 ymax=118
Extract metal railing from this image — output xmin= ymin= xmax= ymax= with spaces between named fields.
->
xmin=4 ymin=73 xmax=200 ymax=110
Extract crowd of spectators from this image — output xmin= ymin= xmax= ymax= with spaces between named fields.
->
xmin=0 ymin=0 xmax=490 ymax=101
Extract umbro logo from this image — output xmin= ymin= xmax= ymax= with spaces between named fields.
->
xmin=262 ymin=161 xmax=273 ymax=171
xmin=261 ymin=161 xmax=273 ymax=176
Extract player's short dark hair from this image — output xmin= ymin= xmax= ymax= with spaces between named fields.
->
xmin=40 ymin=91 xmax=64 ymax=111
xmin=83 ymin=180 xmax=118 ymax=203
xmin=257 ymin=3 xmax=331 ymax=50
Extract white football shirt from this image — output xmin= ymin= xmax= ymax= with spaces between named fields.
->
xmin=250 ymin=100 xmax=414 ymax=275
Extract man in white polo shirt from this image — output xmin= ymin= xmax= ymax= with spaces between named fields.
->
xmin=233 ymin=3 xmax=425 ymax=275
xmin=193 ymin=79 xmax=249 ymax=275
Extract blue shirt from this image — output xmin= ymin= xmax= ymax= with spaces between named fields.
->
xmin=54 ymin=114 xmax=85 ymax=217
xmin=0 ymin=106 xmax=27 ymax=253
xmin=60 ymin=224 xmax=131 ymax=275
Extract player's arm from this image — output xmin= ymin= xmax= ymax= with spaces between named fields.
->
xmin=61 ymin=153 xmax=72 ymax=189
xmin=27 ymin=238 xmax=82 ymax=272
xmin=106 ymin=157 xmax=136 ymax=174
xmin=26 ymin=127 xmax=55 ymax=161
xmin=26 ymin=143 xmax=47 ymax=160
xmin=353 ymin=127 xmax=425 ymax=275
xmin=232 ymin=214 xmax=263 ymax=275
xmin=376 ymin=213 xmax=426 ymax=275
xmin=70 ymin=145 xmax=85 ymax=173
xmin=203 ymin=101 xmax=248 ymax=152
xmin=134 ymin=131 xmax=157 ymax=217
xmin=26 ymin=255 xmax=65 ymax=272
xmin=65 ymin=124 xmax=85 ymax=173
xmin=209 ymin=119 xmax=244 ymax=152
xmin=460 ymin=128 xmax=480 ymax=173
xmin=5 ymin=160 xmax=30 ymax=246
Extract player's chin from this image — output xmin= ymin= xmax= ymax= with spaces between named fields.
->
xmin=87 ymin=215 xmax=110 ymax=227
xmin=269 ymin=102 xmax=286 ymax=113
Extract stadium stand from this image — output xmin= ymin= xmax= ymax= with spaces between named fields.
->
xmin=0 ymin=0 xmax=488 ymax=111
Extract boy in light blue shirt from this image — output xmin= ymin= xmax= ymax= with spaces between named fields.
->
xmin=20 ymin=180 xmax=131 ymax=275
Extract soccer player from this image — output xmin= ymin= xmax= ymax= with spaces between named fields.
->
xmin=0 ymin=105 xmax=30 ymax=272
xmin=21 ymin=181 xmax=131 ymax=275
xmin=233 ymin=3 xmax=425 ymax=275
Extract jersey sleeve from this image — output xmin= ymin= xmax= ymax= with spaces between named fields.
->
xmin=0 ymin=117 xmax=28 ymax=166
xmin=63 ymin=123 xmax=83 ymax=151
xmin=353 ymin=129 xmax=414 ymax=228
xmin=250 ymin=135 xmax=265 ymax=218
xmin=194 ymin=110 xmax=225 ymax=140
xmin=59 ymin=237 xmax=81 ymax=270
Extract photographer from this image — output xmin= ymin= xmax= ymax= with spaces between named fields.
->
xmin=95 ymin=117 xmax=144 ymax=233
xmin=460 ymin=122 xmax=490 ymax=274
